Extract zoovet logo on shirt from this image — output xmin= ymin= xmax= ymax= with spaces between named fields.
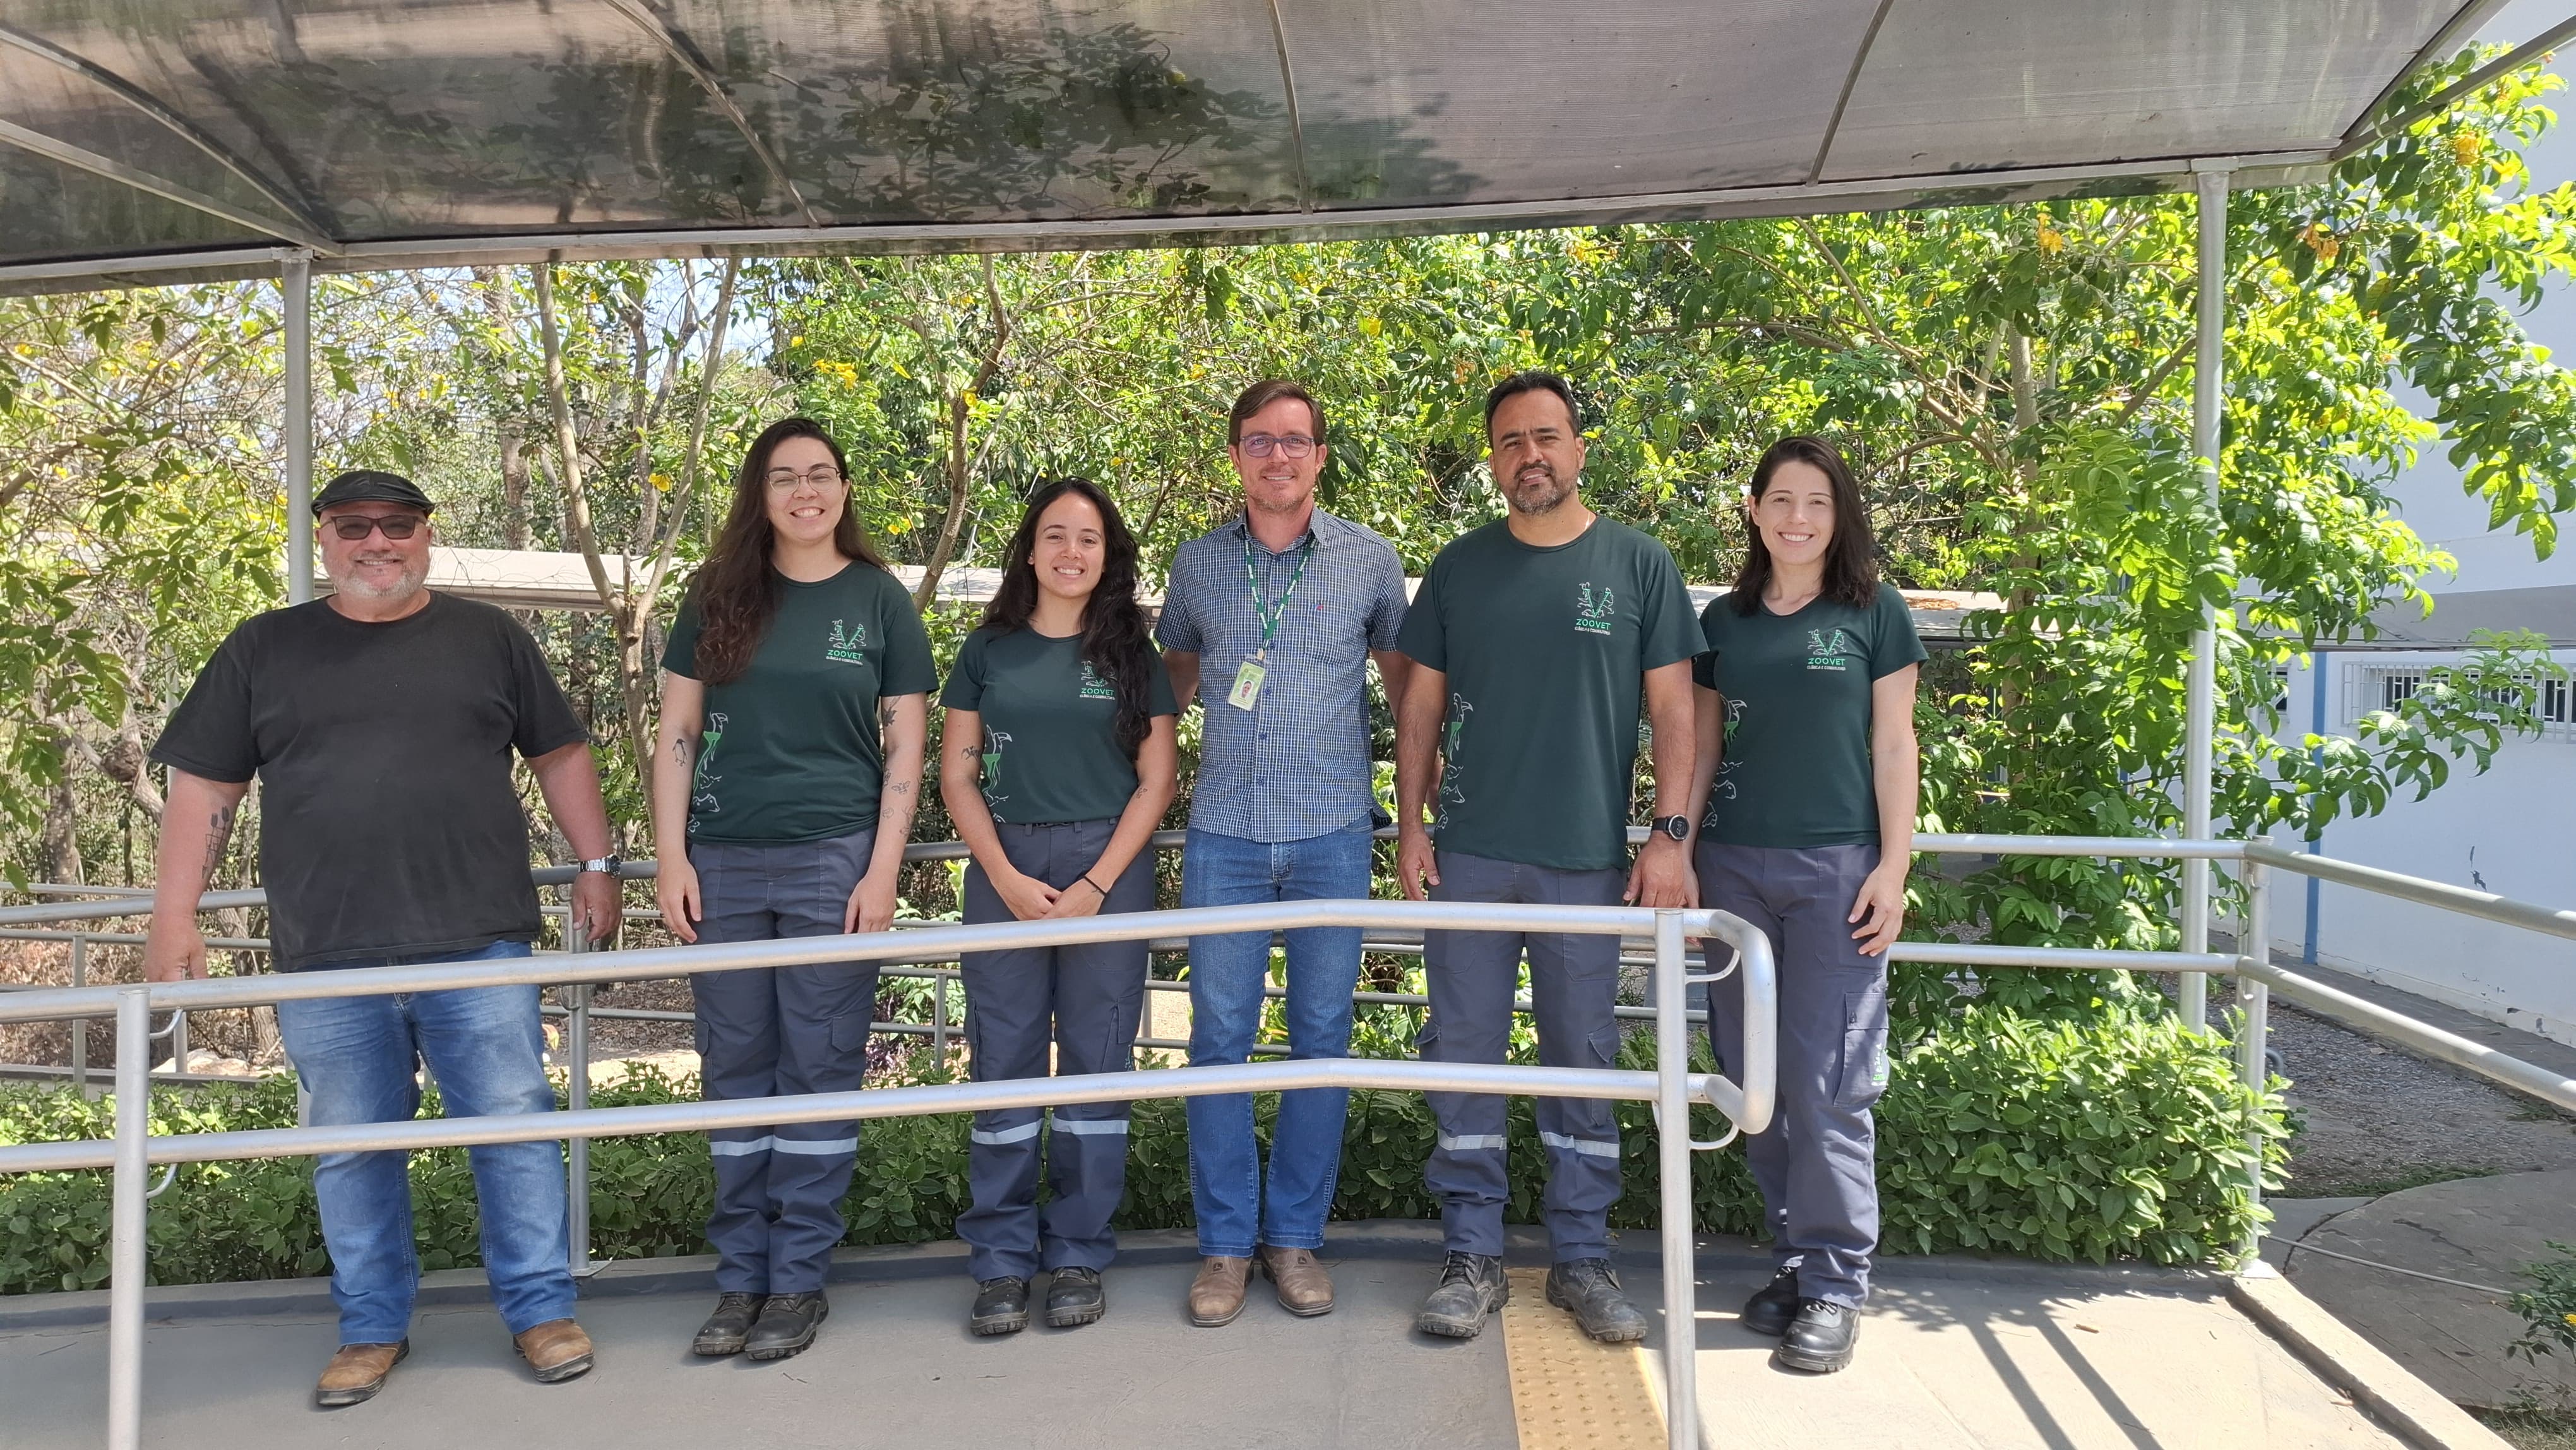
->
xmin=1078 ymin=661 xmax=1117 ymax=700
xmin=1574 ymin=583 xmax=1616 ymax=637
xmin=1805 ymin=626 xmax=1860 ymax=671
xmin=825 ymin=620 xmax=869 ymax=664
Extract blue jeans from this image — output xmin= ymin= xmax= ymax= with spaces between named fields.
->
xmin=277 ymin=940 xmax=574 ymax=1345
xmin=1181 ymin=818 xmax=1374 ymax=1257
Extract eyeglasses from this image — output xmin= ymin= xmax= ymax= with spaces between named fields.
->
xmin=1236 ymin=433 xmax=1316 ymax=460
xmin=765 ymin=466 xmax=846 ymax=489
xmin=326 ymin=515 xmax=425 ymax=541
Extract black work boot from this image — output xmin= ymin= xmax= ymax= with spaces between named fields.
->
xmin=743 ymin=1291 xmax=829 ymax=1360
xmin=691 ymin=1291 xmax=763 ymax=1356
xmin=970 ymin=1277 xmax=1030 ymax=1336
xmin=1045 ymin=1267 xmax=1106 ymax=1328
xmin=1414 ymin=1252 xmax=1509 ymax=1339
xmin=1545 ymin=1258 xmax=1650 ymax=1343
xmin=1775 ymin=1298 xmax=1858 ymax=1373
xmin=1739 ymin=1267 xmax=1801 ymax=1337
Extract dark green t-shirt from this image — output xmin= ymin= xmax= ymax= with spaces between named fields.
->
xmin=939 ymin=626 xmax=1178 ymax=824
xmin=662 ymin=561 xmax=937 ymax=844
xmin=1691 ymin=582 xmax=1926 ymax=848
xmin=1398 ymin=517 xmax=1702 ymax=871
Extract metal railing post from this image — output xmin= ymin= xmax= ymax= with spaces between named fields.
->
xmin=2236 ymin=856 xmax=2270 ymax=1264
xmin=2178 ymin=160 xmax=2234 ymax=1034
xmin=563 ymin=902 xmax=593 ymax=1276
xmin=932 ymin=968 xmax=949 ymax=1064
xmin=1653 ymin=909 xmax=1698 ymax=1450
xmin=70 ymin=933 xmax=90 ymax=1098
xmin=107 ymin=986 xmax=150 ymax=1450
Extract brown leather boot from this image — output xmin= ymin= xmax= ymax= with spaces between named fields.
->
xmin=513 ymin=1318 xmax=595 ymax=1384
xmin=314 ymin=1340 xmax=407 ymax=1408
xmin=1188 ymin=1256 xmax=1251 ymax=1327
xmin=1259 ymin=1246 xmax=1336 ymax=1317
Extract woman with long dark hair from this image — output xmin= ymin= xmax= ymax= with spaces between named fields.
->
xmin=650 ymin=417 xmax=934 ymax=1362
xmin=1683 ymin=435 xmax=1923 ymax=1375
xmin=938 ymin=477 xmax=1179 ymax=1336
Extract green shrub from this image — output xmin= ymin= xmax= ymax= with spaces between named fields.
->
xmin=1 ymin=1008 xmax=2283 ymax=1295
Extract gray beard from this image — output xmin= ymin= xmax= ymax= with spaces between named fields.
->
xmin=335 ymin=563 xmax=429 ymax=602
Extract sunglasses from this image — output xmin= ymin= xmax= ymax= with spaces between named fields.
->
xmin=327 ymin=515 xmax=426 ymax=541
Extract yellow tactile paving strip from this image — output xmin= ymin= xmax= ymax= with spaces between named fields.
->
xmin=1501 ymin=1266 xmax=1669 ymax=1449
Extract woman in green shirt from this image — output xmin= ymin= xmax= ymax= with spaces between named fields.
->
xmin=650 ymin=418 xmax=936 ymax=1363
xmin=938 ymin=477 xmax=1179 ymax=1337
xmin=1685 ymin=436 xmax=1924 ymax=1376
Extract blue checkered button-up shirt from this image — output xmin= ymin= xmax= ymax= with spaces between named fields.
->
xmin=1156 ymin=508 xmax=1409 ymax=842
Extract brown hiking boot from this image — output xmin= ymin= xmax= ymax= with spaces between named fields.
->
xmin=1188 ymin=1256 xmax=1251 ymax=1327
xmin=1258 ymin=1246 xmax=1335 ymax=1317
xmin=314 ymin=1340 xmax=407 ymax=1408
xmin=512 ymin=1318 xmax=595 ymax=1384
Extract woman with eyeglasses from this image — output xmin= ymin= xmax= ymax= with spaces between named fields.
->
xmin=651 ymin=417 xmax=935 ymax=1362
xmin=938 ymin=477 xmax=1179 ymax=1336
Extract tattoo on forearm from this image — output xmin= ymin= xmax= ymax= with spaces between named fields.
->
xmin=885 ymin=780 xmax=914 ymax=797
xmin=669 ymin=736 xmax=693 ymax=765
xmin=200 ymin=805 xmax=237 ymax=892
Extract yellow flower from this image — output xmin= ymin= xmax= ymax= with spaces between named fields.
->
xmin=650 ymin=472 xmax=672 ymax=493
xmin=1359 ymin=315 xmax=1382 ymax=337
xmin=2451 ymin=132 xmax=2484 ymax=169
xmin=2036 ymin=226 xmax=2065 ymax=256
xmin=2298 ymin=224 xmax=2341 ymax=263
xmin=789 ymin=335 xmax=805 ymax=347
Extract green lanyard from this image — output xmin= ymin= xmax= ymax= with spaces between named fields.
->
xmin=1244 ymin=532 xmax=1314 ymax=661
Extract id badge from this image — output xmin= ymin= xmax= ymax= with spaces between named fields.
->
xmin=1226 ymin=658 xmax=1268 ymax=710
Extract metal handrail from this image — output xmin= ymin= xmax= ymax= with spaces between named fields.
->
xmin=7 ymin=897 xmax=1777 ymax=1450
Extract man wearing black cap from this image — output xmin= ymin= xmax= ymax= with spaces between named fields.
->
xmin=143 ymin=470 xmax=620 ymax=1406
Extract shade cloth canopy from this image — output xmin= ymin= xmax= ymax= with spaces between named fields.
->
xmin=0 ymin=0 xmax=2511 ymax=292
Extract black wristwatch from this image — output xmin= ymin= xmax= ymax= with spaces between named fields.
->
xmin=1650 ymin=815 xmax=1691 ymax=842
xmin=578 ymin=853 xmax=623 ymax=877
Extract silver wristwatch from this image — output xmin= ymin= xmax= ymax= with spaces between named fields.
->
xmin=578 ymin=853 xmax=623 ymax=876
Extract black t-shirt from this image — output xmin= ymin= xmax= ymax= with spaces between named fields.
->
xmin=150 ymin=594 xmax=588 ymax=970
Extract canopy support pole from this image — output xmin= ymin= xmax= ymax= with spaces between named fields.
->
xmin=283 ymin=250 xmax=313 ymax=605
xmin=2180 ymin=163 xmax=2231 ymax=1031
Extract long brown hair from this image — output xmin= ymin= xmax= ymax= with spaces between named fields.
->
xmin=689 ymin=418 xmax=886 ymax=683
xmin=1731 ymin=435 xmax=1881 ymax=614
xmin=982 ymin=477 xmax=1156 ymax=760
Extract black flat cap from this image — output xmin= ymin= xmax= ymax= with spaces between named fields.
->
xmin=311 ymin=469 xmax=435 ymax=516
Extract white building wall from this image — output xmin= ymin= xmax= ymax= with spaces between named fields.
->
xmin=2244 ymin=1 xmax=2576 ymax=1044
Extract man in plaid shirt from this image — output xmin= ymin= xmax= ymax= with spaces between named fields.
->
xmin=1156 ymin=379 xmax=1411 ymax=1329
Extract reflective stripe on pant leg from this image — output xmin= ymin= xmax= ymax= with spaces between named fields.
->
xmin=688 ymin=841 xmax=784 ymax=1295
xmin=756 ymin=827 xmax=876 ymax=1294
xmin=1039 ymin=822 xmax=1149 ymax=1273
xmin=956 ymin=835 xmax=1054 ymax=1283
xmin=1527 ymin=864 xmax=1626 ymax=1262
xmin=1422 ymin=850 xmax=1520 ymax=1258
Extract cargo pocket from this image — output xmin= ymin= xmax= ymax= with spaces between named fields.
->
xmin=1414 ymin=1017 xmax=1441 ymax=1060
xmin=1587 ymin=1023 xmax=1623 ymax=1069
xmin=828 ymin=1010 xmax=873 ymax=1055
xmin=1834 ymin=981 xmax=1891 ymax=1110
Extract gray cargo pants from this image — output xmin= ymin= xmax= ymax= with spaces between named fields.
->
xmin=1696 ymin=840 xmax=1890 ymax=1307
xmin=689 ymin=826 xmax=882 ymax=1296
xmin=1421 ymin=849 xmax=1626 ymax=1261
xmin=957 ymin=818 xmax=1154 ymax=1283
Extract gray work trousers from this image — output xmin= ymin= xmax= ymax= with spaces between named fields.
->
xmin=1696 ymin=840 xmax=1889 ymax=1307
xmin=957 ymin=818 xmax=1154 ymax=1282
xmin=689 ymin=827 xmax=881 ymax=1296
xmin=1421 ymin=849 xmax=1626 ymax=1261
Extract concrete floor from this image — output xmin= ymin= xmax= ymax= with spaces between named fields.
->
xmin=0 ymin=1225 xmax=2428 ymax=1450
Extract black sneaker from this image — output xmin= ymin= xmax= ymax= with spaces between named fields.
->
xmin=1414 ymin=1252 xmax=1509 ymax=1339
xmin=1775 ymin=1298 xmax=1858 ymax=1374
xmin=1045 ymin=1267 xmax=1106 ymax=1328
xmin=743 ymin=1291 xmax=829 ymax=1361
xmin=970 ymin=1277 xmax=1030 ymax=1336
xmin=1544 ymin=1258 xmax=1650 ymax=1343
xmin=691 ymin=1291 xmax=763 ymax=1356
xmin=1739 ymin=1267 xmax=1801 ymax=1337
